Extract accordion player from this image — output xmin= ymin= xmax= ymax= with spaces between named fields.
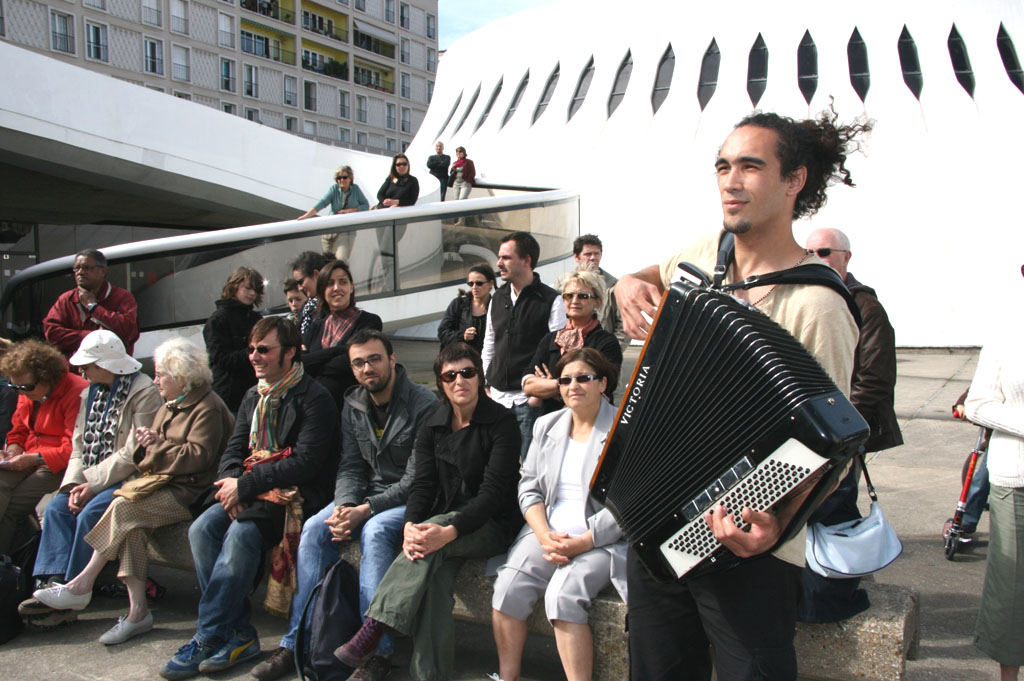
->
xmin=591 ymin=267 xmax=870 ymax=583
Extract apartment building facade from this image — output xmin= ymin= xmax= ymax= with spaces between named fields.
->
xmin=0 ymin=0 xmax=438 ymax=154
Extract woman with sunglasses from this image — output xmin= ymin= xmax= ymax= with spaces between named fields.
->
xmin=375 ymin=153 xmax=420 ymax=209
xmin=437 ymin=264 xmax=496 ymax=354
xmin=301 ymin=259 xmax=383 ymax=407
xmin=0 ymin=339 xmax=87 ymax=556
xmin=334 ymin=342 xmax=522 ymax=681
xmin=33 ymin=337 xmax=233 ymax=645
xmin=297 ymin=165 xmax=370 ymax=261
xmin=523 ymin=269 xmax=622 ymax=415
xmin=203 ymin=266 xmax=264 ymax=414
xmin=492 ymin=347 xmax=627 ymax=681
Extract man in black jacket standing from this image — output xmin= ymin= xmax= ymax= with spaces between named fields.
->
xmin=160 ymin=317 xmax=339 ymax=680
xmin=481 ymin=231 xmax=566 ymax=458
xmin=426 ymin=141 xmax=451 ymax=201
xmin=800 ymin=227 xmax=902 ymax=622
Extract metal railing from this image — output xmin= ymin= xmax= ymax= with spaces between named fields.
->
xmin=146 ymin=56 xmax=164 ymax=75
xmin=242 ymin=36 xmax=295 ymax=65
xmin=301 ymin=57 xmax=347 ymax=81
xmin=304 ymin=22 xmax=347 ymax=43
xmin=87 ymin=40 xmax=108 ymax=62
xmin=221 ymin=74 xmax=236 ymax=91
xmin=143 ymin=6 xmax=162 ymax=25
xmin=172 ymin=63 xmax=190 ymax=81
xmin=51 ymin=30 xmax=74 ymax=54
xmin=171 ymin=15 xmax=188 ymax=34
xmin=240 ymin=0 xmax=295 ymax=24
xmin=354 ymin=71 xmax=393 ymax=93
xmin=219 ymin=30 xmax=234 ymax=47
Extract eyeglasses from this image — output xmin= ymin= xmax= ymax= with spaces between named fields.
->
xmin=562 ymin=292 xmax=596 ymax=301
xmin=556 ymin=373 xmax=599 ymax=386
xmin=248 ymin=344 xmax=281 ymax=356
xmin=439 ymin=367 xmax=478 ymax=383
xmin=72 ymin=264 xmax=99 ymax=272
xmin=395 ymin=161 xmax=409 ymax=167
xmin=466 ymin=280 xmax=489 ymax=287
xmin=10 ymin=382 xmax=36 ymax=392
xmin=810 ymin=248 xmax=849 ymax=258
xmin=351 ymin=354 xmax=385 ymax=370
xmin=336 ymin=175 xmax=350 ymax=181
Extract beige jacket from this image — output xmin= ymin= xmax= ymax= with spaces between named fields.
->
xmin=60 ymin=373 xmax=162 ymax=493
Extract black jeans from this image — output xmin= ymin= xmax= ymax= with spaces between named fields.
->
xmin=627 ymin=546 xmax=802 ymax=681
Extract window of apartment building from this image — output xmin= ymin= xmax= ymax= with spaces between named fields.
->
xmin=85 ymin=21 xmax=108 ymax=62
xmin=385 ymin=102 xmax=396 ymax=129
xmin=171 ymin=44 xmax=190 ymax=81
xmin=218 ymin=13 xmax=234 ymax=48
xmin=303 ymin=120 xmax=316 ymax=135
xmin=339 ymin=127 xmax=350 ymax=142
xmin=243 ymin=63 xmax=258 ymax=97
xmin=386 ymin=137 xmax=396 ymax=151
xmin=401 ymin=140 xmax=409 ymax=152
xmin=223 ymin=102 xmax=236 ymax=114
xmin=50 ymin=10 xmax=75 ymax=54
xmin=400 ymin=106 xmax=410 ymax=133
xmin=302 ymin=48 xmax=327 ymax=71
xmin=356 ymin=131 xmax=367 ymax=146
xmin=354 ymin=0 xmax=365 ymax=11
xmin=142 ymin=0 xmax=162 ymax=27
xmin=400 ymin=38 xmax=409 ymax=63
xmin=174 ymin=91 xmax=191 ymax=100
xmin=353 ymin=65 xmax=383 ymax=89
xmin=146 ymin=84 xmax=164 ymax=92
xmin=427 ymin=80 xmax=433 ymax=103
xmin=427 ymin=48 xmax=435 ymax=73
xmin=2 ymin=1 xmax=8 ymax=37
xmin=221 ymin=58 xmax=236 ymax=91
xmin=144 ymin=37 xmax=164 ymax=74
xmin=171 ymin=0 xmax=188 ymax=35
xmin=241 ymin=30 xmax=269 ymax=58
xmin=384 ymin=0 xmax=394 ymax=23
xmin=356 ymin=94 xmax=367 ymax=122
xmin=284 ymin=75 xmax=297 ymax=105
xmin=399 ymin=2 xmax=408 ymax=29
xmin=400 ymin=72 xmax=410 ymax=98
xmin=84 ymin=0 xmax=107 ymax=12
xmin=304 ymin=80 xmax=317 ymax=111
xmin=338 ymin=90 xmax=350 ymax=118
xmin=427 ymin=14 xmax=435 ymax=39
xmin=285 ymin=115 xmax=297 ymax=131
xmin=245 ymin=107 xmax=259 ymax=122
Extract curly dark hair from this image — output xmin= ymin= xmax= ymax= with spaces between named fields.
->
xmin=0 ymin=339 xmax=68 ymax=387
xmin=736 ymin=105 xmax=872 ymax=220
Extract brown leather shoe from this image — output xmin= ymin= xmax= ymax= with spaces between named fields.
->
xmin=350 ymin=655 xmax=392 ymax=681
xmin=250 ymin=646 xmax=295 ymax=681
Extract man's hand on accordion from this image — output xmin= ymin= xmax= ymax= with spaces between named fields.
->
xmin=614 ymin=268 xmax=665 ymax=340
xmin=704 ymin=504 xmax=781 ymax=559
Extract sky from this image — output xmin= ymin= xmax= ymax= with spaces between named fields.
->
xmin=437 ymin=0 xmax=557 ymax=51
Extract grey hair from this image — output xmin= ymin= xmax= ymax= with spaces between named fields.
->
xmin=153 ymin=337 xmax=213 ymax=391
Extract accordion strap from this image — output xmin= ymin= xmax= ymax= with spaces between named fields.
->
xmin=858 ymin=453 xmax=879 ymax=503
xmin=713 ymin=232 xmax=862 ymax=328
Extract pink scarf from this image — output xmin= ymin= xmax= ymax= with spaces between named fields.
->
xmin=320 ymin=306 xmax=361 ymax=348
xmin=554 ymin=316 xmax=599 ymax=354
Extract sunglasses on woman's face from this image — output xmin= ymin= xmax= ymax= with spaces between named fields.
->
xmin=562 ymin=292 xmax=595 ymax=301
xmin=557 ymin=373 xmax=599 ymax=386
xmin=10 ymin=382 xmax=36 ymax=392
xmin=467 ymin=280 xmax=489 ymax=287
xmin=440 ymin=367 xmax=478 ymax=383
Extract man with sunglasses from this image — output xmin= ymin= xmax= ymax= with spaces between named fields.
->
xmin=43 ymin=248 xmax=139 ymax=359
xmin=615 ymin=111 xmax=868 ymax=681
xmin=254 ymin=329 xmax=437 ymax=681
xmin=800 ymin=228 xmax=901 ymax=623
xmin=161 ymin=317 xmax=338 ymax=680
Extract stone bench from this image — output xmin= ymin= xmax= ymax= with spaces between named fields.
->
xmin=147 ymin=521 xmax=919 ymax=681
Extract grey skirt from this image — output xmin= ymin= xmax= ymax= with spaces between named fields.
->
xmin=976 ymin=484 xmax=1024 ymax=665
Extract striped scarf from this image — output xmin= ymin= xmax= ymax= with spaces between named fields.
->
xmin=320 ymin=306 xmax=361 ymax=349
xmin=248 ymin=362 xmax=304 ymax=452
xmin=81 ymin=373 xmax=136 ymax=468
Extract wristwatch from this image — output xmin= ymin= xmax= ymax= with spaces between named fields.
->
xmin=86 ymin=302 xmax=98 ymax=313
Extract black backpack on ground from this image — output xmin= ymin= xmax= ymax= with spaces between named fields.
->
xmin=0 ymin=531 xmax=41 ymax=645
xmin=296 ymin=558 xmax=362 ymax=681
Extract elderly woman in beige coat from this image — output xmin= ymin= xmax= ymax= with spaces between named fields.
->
xmin=34 ymin=337 xmax=233 ymax=645
xmin=491 ymin=348 xmax=628 ymax=681
xmin=29 ymin=331 xmax=161 ymax=601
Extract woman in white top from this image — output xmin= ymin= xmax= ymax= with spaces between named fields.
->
xmin=966 ymin=282 xmax=1024 ymax=681
xmin=491 ymin=347 xmax=627 ymax=681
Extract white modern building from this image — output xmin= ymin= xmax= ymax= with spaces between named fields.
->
xmin=0 ymin=0 xmax=437 ymax=155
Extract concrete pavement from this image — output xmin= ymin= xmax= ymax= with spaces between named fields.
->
xmin=0 ymin=343 xmax=997 ymax=680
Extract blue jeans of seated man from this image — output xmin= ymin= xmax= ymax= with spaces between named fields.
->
xmin=512 ymin=402 xmax=541 ymax=461
xmin=963 ymin=452 xmax=989 ymax=531
xmin=280 ymin=503 xmax=405 ymax=656
xmin=189 ymin=503 xmax=268 ymax=647
xmin=34 ymin=484 xmax=120 ymax=581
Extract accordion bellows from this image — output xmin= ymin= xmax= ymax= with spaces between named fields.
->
xmin=591 ymin=280 xmax=868 ymax=582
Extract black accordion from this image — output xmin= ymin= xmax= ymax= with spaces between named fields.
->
xmin=590 ymin=278 xmax=869 ymax=582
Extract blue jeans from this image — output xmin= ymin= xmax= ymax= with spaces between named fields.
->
xmin=964 ymin=452 xmax=990 ymax=530
xmin=281 ymin=503 xmax=405 ymax=656
xmin=189 ymin=503 xmax=266 ymax=647
xmin=512 ymin=402 xmax=542 ymax=461
xmin=34 ymin=485 xmax=119 ymax=581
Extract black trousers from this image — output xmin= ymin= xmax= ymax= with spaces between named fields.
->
xmin=627 ymin=547 xmax=802 ymax=681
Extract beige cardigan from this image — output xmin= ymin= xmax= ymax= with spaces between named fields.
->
xmin=59 ymin=373 xmax=163 ymax=494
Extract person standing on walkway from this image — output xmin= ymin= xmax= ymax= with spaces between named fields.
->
xmin=297 ymin=165 xmax=370 ymax=261
xmin=447 ymin=146 xmax=476 ymax=201
xmin=427 ymin=141 xmax=451 ymax=201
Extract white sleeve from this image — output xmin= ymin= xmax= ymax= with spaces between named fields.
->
xmin=548 ymin=296 xmax=567 ymax=332
xmin=481 ymin=304 xmax=495 ymax=378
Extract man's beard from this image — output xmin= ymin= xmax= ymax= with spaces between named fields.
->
xmin=366 ymin=369 xmax=392 ymax=393
xmin=723 ymin=218 xmax=752 ymax=234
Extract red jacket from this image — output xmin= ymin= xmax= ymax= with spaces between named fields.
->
xmin=6 ymin=371 xmax=88 ymax=473
xmin=43 ymin=281 xmax=140 ymax=357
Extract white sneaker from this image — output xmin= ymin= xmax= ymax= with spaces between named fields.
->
xmin=485 ymin=674 xmax=506 ymax=681
xmin=32 ymin=583 xmax=92 ymax=611
xmin=98 ymin=612 xmax=154 ymax=645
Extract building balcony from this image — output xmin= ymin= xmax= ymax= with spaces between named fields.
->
xmin=242 ymin=37 xmax=296 ymax=65
xmin=241 ymin=0 xmax=295 ymax=25
xmin=302 ymin=56 xmax=348 ymax=81
xmin=171 ymin=15 xmax=189 ymax=34
xmin=303 ymin=22 xmax=347 ymax=44
xmin=173 ymin=63 xmax=190 ymax=81
xmin=143 ymin=7 xmax=162 ymax=25
xmin=52 ymin=31 xmax=75 ymax=53
xmin=219 ymin=30 xmax=235 ymax=47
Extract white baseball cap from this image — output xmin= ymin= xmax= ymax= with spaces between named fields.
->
xmin=69 ymin=330 xmax=142 ymax=375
